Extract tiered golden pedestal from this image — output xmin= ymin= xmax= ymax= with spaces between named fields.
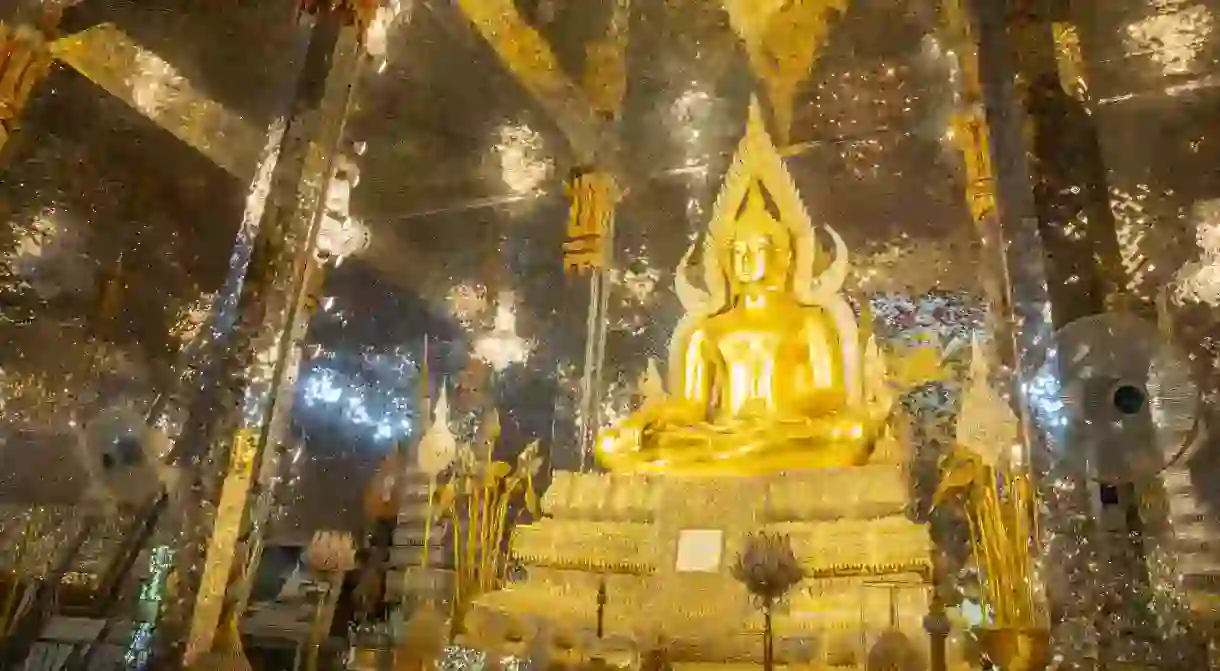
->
xmin=468 ymin=465 xmax=957 ymax=669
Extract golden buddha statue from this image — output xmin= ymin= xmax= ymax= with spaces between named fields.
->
xmin=597 ymin=100 xmax=890 ymax=475
xmin=467 ymin=100 xmax=961 ymax=671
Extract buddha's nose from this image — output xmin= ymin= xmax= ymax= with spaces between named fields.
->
xmin=747 ymin=253 xmax=766 ymax=277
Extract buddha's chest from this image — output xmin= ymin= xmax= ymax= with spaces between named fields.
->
xmin=714 ymin=327 xmax=811 ymax=377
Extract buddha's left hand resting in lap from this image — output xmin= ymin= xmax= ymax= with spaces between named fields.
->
xmin=596 ymin=185 xmax=877 ymax=475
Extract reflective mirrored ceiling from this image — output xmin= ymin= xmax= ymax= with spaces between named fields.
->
xmin=0 ymin=0 xmax=1218 ymax=553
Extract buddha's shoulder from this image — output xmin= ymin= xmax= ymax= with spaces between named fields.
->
xmin=689 ymin=312 xmax=734 ymax=342
xmin=698 ymin=303 xmax=831 ymax=334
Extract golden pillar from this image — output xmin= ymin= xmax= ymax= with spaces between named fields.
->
xmin=955 ymin=0 xmax=1203 ymax=665
xmin=152 ymin=10 xmax=365 ymax=668
xmin=567 ymin=0 xmax=628 ymax=471
xmin=940 ymin=0 xmax=1010 ymax=345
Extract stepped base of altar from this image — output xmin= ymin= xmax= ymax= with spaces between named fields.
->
xmin=466 ymin=466 xmax=966 ymax=668
xmin=671 ymin=664 xmax=972 ymax=671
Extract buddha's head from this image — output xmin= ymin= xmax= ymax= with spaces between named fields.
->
xmin=721 ymin=184 xmax=794 ymax=294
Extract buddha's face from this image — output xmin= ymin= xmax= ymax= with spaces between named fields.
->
xmin=729 ymin=230 xmax=791 ymax=289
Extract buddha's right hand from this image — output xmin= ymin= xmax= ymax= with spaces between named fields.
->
xmin=645 ymin=398 xmax=705 ymax=428
xmin=597 ymin=399 xmax=706 ymax=459
xmin=595 ymin=423 xmax=644 ymax=470
xmin=611 ymin=401 xmax=667 ymax=439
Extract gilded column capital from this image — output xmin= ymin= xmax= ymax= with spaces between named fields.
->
xmin=0 ymin=21 xmax=53 ymax=153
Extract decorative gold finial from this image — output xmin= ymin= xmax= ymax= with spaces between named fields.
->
xmin=955 ymin=335 xmax=1018 ymax=468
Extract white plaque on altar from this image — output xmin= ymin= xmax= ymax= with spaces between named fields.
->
xmin=675 ymin=529 xmax=723 ymax=573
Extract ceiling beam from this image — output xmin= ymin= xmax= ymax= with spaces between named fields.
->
xmin=49 ymin=23 xmax=263 ymax=180
xmin=447 ymin=0 xmax=615 ymax=167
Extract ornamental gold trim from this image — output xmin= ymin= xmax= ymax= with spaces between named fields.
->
xmin=511 ymin=519 xmax=654 ymax=574
xmin=0 ymin=22 xmax=53 ymax=154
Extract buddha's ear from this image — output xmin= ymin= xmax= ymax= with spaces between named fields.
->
xmin=806 ymin=224 xmax=849 ymax=302
xmin=792 ymin=228 xmax=816 ymax=285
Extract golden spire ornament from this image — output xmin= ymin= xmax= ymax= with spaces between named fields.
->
xmin=955 ymin=335 xmax=1019 ymax=466
xmin=418 ymin=382 xmax=457 ymax=568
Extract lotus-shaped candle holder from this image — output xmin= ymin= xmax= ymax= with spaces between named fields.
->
xmin=304 ymin=530 xmax=356 ymax=575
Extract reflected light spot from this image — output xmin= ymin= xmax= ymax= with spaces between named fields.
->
xmin=446 ymin=282 xmax=488 ymax=327
xmin=298 ymin=357 xmax=415 ymax=444
xmin=316 ymin=215 xmax=371 ymax=264
xmin=130 ymin=48 xmax=181 ymax=117
xmin=494 ymin=123 xmax=551 ymax=195
xmin=1126 ymin=3 xmax=1214 ymax=75
xmin=620 ymin=265 xmax=660 ymax=304
xmin=1175 ymin=199 xmax=1220 ymax=306
xmin=15 ymin=207 xmax=59 ymax=260
xmin=670 ymin=88 xmax=712 ymax=147
xmin=474 ymin=291 xmax=533 ymax=371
